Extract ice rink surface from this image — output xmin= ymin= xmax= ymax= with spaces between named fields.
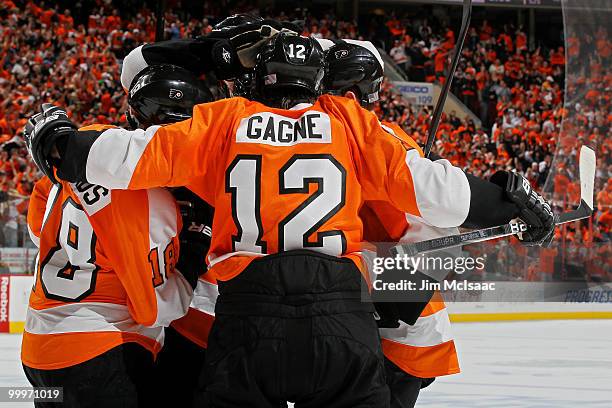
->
xmin=1 ymin=320 xmax=611 ymax=408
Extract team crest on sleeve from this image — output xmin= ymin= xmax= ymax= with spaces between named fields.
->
xmin=236 ymin=111 xmax=332 ymax=146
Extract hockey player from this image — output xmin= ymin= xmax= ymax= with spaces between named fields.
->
xmin=117 ymin=27 xmax=393 ymax=407
xmin=21 ymin=65 xmax=211 ymax=408
xmin=324 ymin=41 xmax=560 ymax=407
xmin=120 ymin=16 xmax=278 ymax=407
xmin=26 ymin=33 xmax=555 ymax=408
xmin=325 ymin=42 xmax=458 ymax=408
xmin=124 ymin=63 xmax=216 ymax=408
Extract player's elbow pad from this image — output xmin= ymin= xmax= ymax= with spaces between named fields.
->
xmin=461 ymin=173 xmax=520 ymax=229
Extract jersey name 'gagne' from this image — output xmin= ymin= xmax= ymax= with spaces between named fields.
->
xmin=238 ymin=111 xmax=331 ymax=146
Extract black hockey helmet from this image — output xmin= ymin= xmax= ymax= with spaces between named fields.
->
xmin=253 ymin=32 xmax=325 ymax=103
xmin=324 ymin=42 xmax=384 ymax=107
xmin=127 ymin=64 xmax=213 ymax=128
xmin=213 ymin=13 xmax=263 ymax=30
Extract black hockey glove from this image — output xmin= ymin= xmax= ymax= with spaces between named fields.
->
xmin=24 ymin=104 xmax=77 ymax=184
xmin=490 ymin=170 xmax=555 ymax=247
xmin=208 ymin=19 xmax=299 ymax=71
xmin=172 ymin=188 xmax=214 ymax=289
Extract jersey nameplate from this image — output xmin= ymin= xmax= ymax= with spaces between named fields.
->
xmin=236 ymin=111 xmax=331 ymax=146
xmin=71 ymin=182 xmax=111 ymax=215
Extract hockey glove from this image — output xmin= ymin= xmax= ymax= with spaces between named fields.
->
xmin=172 ymin=188 xmax=214 ymax=289
xmin=24 ymin=104 xmax=76 ymax=184
xmin=490 ymin=170 xmax=555 ymax=247
xmin=208 ymin=19 xmax=299 ymax=70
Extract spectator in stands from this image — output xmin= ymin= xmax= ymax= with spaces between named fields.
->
xmin=390 ymin=39 xmax=409 ymax=72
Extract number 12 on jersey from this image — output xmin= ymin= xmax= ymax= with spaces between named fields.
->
xmin=226 ymin=154 xmax=347 ymax=256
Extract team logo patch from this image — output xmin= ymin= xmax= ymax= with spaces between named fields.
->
xmin=334 ymin=49 xmax=349 ymax=59
xmin=222 ymin=47 xmax=231 ymax=63
xmin=169 ymin=89 xmax=183 ymax=99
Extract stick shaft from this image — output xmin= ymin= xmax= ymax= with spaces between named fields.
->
xmin=155 ymin=0 xmax=167 ymax=41
xmin=392 ymin=201 xmax=592 ymax=257
xmin=423 ymin=0 xmax=472 ymax=158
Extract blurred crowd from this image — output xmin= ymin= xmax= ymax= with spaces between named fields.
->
xmin=0 ymin=0 xmax=609 ymax=278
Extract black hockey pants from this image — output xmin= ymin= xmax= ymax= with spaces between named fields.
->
xmin=23 ymin=343 xmax=155 ymax=408
xmin=198 ymin=250 xmax=390 ymax=408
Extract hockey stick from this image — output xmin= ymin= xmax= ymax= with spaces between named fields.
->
xmin=155 ymin=0 xmax=167 ymax=41
xmin=423 ymin=0 xmax=472 ymax=158
xmin=391 ymin=146 xmax=596 ymax=257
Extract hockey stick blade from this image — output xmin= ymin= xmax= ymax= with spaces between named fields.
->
xmin=556 ymin=146 xmax=596 ymax=223
xmin=391 ymin=146 xmax=596 ymax=257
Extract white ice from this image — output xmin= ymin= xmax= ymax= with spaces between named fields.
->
xmin=417 ymin=320 xmax=612 ymax=407
xmin=2 ymin=320 xmax=611 ymax=408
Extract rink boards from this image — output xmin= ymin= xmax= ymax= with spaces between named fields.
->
xmin=448 ymin=301 xmax=612 ymax=322
xmin=1 ymin=274 xmax=611 ymax=333
xmin=0 ymin=275 xmax=32 ymax=333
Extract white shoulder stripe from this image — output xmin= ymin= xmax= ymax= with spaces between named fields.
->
xmin=405 ymin=149 xmax=470 ymax=228
xmin=86 ymin=126 xmax=160 ymax=189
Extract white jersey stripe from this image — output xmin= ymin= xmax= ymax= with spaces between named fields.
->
xmin=86 ymin=126 xmax=160 ymax=189
xmin=379 ymin=307 xmax=453 ymax=348
xmin=147 ymin=188 xmax=193 ymax=327
xmin=25 ymin=303 xmax=164 ymax=345
xmin=190 ymin=279 xmax=219 ymax=316
xmin=404 ymin=149 xmax=471 ymax=228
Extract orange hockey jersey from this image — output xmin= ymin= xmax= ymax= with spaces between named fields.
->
xmin=66 ymin=95 xmax=471 ymax=284
xmin=361 ymin=122 xmax=459 ymax=379
xmin=23 ymin=130 xmax=193 ymax=370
